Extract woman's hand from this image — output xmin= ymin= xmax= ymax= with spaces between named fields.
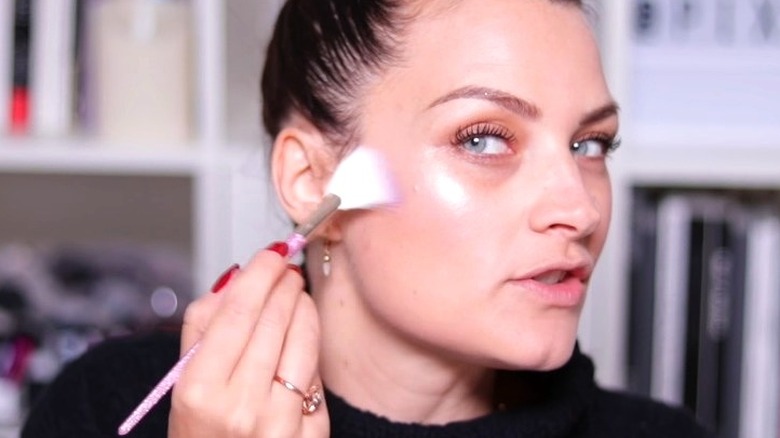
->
xmin=168 ymin=244 xmax=329 ymax=437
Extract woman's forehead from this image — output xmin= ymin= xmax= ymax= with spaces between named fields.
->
xmin=396 ymin=0 xmax=594 ymax=72
xmin=370 ymin=0 xmax=606 ymax=113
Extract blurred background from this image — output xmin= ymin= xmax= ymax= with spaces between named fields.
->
xmin=0 ymin=0 xmax=778 ymax=437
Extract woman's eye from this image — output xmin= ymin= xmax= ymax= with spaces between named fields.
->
xmin=453 ymin=123 xmax=514 ymax=156
xmin=461 ymin=135 xmax=511 ymax=155
xmin=571 ymin=136 xmax=620 ymax=158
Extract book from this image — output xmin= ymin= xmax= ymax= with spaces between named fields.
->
xmin=30 ymin=0 xmax=78 ymax=136
xmin=682 ymin=215 xmax=706 ymax=419
xmin=0 ymin=0 xmax=15 ymax=135
xmin=739 ymin=209 xmax=780 ymax=438
xmin=626 ymin=188 xmax=659 ymax=396
xmin=73 ymin=0 xmax=88 ymax=133
xmin=9 ymin=0 xmax=34 ymax=135
xmin=683 ymin=198 xmax=745 ymax=436
xmin=88 ymin=0 xmax=193 ymax=146
xmin=717 ymin=202 xmax=748 ymax=438
xmin=651 ymin=194 xmax=693 ymax=405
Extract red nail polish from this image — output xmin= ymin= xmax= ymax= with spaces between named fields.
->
xmin=210 ymin=263 xmax=240 ymax=293
xmin=288 ymin=264 xmax=303 ymax=276
xmin=266 ymin=241 xmax=289 ymax=257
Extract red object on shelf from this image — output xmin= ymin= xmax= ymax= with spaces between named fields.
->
xmin=10 ymin=86 xmax=30 ymax=134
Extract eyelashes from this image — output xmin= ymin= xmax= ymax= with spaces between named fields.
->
xmin=451 ymin=123 xmax=515 ymax=156
xmin=453 ymin=122 xmax=515 ymax=145
xmin=571 ymin=132 xmax=622 ymax=158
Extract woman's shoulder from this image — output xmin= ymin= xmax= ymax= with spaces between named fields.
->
xmin=56 ymin=328 xmax=182 ymax=385
xmin=22 ymin=329 xmax=181 ymax=437
xmin=588 ymin=386 xmax=716 ymax=438
xmin=49 ymin=328 xmax=183 ymax=402
xmin=75 ymin=328 xmax=181 ymax=367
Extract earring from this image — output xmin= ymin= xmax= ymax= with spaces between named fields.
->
xmin=322 ymin=240 xmax=331 ymax=277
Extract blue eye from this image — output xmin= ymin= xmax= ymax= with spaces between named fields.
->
xmin=461 ymin=135 xmax=510 ymax=155
xmin=571 ymin=136 xmax=620 ymax=158
xmin=453 ymin=123 xmax=514 ymax=156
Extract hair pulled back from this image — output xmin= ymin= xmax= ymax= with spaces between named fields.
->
xmin=261 ymin=0 xmax=583 ymax=146
xmin=262 ymin=0 xmax=406 ymax=146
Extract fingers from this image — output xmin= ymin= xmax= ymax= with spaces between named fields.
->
xmin=179 ymin=262 xmax=241 ymax=353
xmin=259 ymin=293 xmax=325 ymax=437
xmin=186 ymin=249 xmax=289 ymax=384
xmin=180 ymin=292 xmax=223 ymax=353
xmin=229 ymin=267 xmax=305 ymax=391
xmin=172 ymin=244 xmax=329 ymax=438
xmin=271 ymin=293 xmax=322 ymax=413
xmin=301 ymin=383 xmax=330 ymax=438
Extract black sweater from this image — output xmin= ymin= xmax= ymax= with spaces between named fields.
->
xmin=22 ymin=331 xmax=714 ymax=437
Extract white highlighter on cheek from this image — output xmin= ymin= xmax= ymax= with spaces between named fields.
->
xmin=430 ymin=170 xmax=469 ymax=210
xmin=117 ymin=146 xmax=399 ymax=435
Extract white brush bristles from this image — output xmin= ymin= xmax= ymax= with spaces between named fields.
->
xmin=325 ymin=147 xmax=399 ymax=210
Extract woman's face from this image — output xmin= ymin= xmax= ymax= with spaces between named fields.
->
xmin=337 ymin=0 xmax=618 ymax=370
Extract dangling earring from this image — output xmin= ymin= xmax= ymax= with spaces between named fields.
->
xmin=322 ymin=240 xmax=331 ymax=277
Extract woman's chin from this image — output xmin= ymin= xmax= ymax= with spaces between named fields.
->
xmin=484 ymin=334 xmax=579 ymax=372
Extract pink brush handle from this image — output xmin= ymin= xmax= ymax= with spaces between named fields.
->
xmin=117 ymin=342 xmax=200 ymax=435
xmin=117 ymin=233 xmax=308 ymax=435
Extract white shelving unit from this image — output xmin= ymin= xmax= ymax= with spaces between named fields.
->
xmin=583 ymin=0 xmax=780 ymax=391
xmin=0 ymin=0 xmax=291 ymax=297
xmin=0 ymin=138 xmax=200 ymax=175
xmin=2 ymin=0 xmax=778 ymax=407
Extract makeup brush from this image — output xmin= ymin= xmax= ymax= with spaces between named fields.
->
xmin=118 ymin=147 xmax=398 ymax=435
xmin=283 ymin=146 xmax=399 ymax=255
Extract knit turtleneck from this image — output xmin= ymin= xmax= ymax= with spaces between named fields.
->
xmin=22 ymin=331 xmax=714 ymax=438
xmin=326 ymin=347 xmax=596 ymax=438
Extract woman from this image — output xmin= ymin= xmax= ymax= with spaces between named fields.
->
xmin=23 ymin=0 xmax=713 ymax=436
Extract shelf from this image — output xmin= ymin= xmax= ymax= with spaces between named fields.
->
xmin=0 ymin=172 xmax=193 ymax=254
xmin=629 ymin=124 xmax=780 ymax=152
xmin=0 ymin=137 xmax=202 ymax=176
xmin=613 ymin=144 xmax=780 ymax=189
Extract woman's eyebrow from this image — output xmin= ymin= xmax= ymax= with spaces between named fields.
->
xmin=580 ymin=102 xmax=620 ymax=127
xmin=427 ymin=85 xmax=541 ymax=119
xmin=428 ymin=85 xmax=619 ymax=127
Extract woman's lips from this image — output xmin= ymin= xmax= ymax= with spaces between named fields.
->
xmin=508 ymin=274 xmax=586 ymax=307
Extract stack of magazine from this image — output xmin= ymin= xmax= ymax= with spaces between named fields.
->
xmin=626 ymin=188 xmax=780 ymax=438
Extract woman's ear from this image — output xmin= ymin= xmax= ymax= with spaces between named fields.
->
xmin=271 ymin=117 xmax=338 ymax=231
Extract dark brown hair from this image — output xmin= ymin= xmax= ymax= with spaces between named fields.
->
xmin=261 ymin=0 xmax=583 ymax=147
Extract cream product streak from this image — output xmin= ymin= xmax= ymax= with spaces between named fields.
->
xmin=118 ymin=147 xmax=398 ymax=436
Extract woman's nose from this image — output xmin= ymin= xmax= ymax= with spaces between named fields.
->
xmin=526 ymin=153 xmax=602 ymax=240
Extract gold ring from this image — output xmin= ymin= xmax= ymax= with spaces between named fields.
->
xmin=273 ymin=375 xmax=324 ymax=414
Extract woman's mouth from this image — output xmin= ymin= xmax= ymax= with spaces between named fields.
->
xmin=509 ymin=263 xmax=592 ymax=307
xmin=532 ymin=270 xmax=567 ymax=285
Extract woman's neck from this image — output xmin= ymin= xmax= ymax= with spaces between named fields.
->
xmin=314 ymin=283 xmax=495 ymax=425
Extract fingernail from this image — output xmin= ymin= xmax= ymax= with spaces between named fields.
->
xmin=287 ymin=264 xmax=303 ymax=276
xmin=210 ymin=263 xmax=240 ymax=294
xmin=266 ymin=241 xmax=289 ymax=257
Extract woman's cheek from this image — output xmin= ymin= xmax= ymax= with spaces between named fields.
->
xmin=427 ymin=167 xmax=470 ymax=211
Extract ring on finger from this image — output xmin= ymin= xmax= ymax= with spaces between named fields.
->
xmin=273 ymin=375 xmax=324 ymax=414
